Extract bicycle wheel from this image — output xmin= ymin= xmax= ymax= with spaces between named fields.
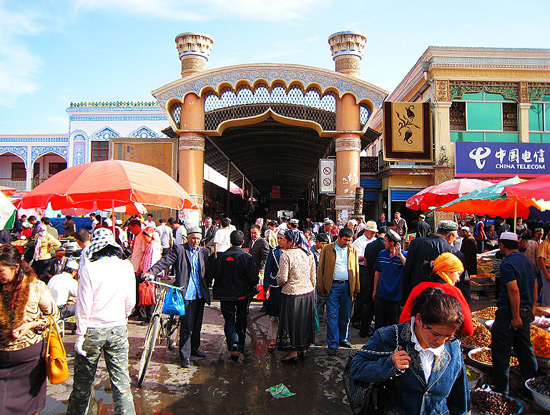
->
xmin=137 ymin=314 xmax=161 ymax=386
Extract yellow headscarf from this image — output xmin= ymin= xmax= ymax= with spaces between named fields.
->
xmin=431 ymin=252 xmax=464 ymax=285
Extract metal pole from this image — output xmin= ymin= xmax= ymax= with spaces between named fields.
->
xmin=513 ymin=200 xmax=517 ymax=233
xmin=226 ymin=160 xmax=231 ymax=214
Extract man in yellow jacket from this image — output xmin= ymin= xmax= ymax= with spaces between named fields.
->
xmin=317 ymin=227 xmax=360 ymax=355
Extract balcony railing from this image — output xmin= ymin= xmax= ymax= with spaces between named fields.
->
xmin=0 ymin=179 xmax=26 ymax=191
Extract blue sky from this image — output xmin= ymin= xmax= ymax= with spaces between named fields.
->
xmin=1 ymin=0 xmax=549 ymax=134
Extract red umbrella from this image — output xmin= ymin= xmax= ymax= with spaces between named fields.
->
xmin=0 ymin=185 xmax=16 ymax=197
xmin=21 ymin=160 xmax=197 ymax=211
xmin=406 ymin=179 xmax=492 ymax=211
xmin=501 ymin=175 xmax=550 ymax=203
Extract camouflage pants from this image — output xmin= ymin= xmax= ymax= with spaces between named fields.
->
xmin=67 ymin=326 xmax=135 ymax=415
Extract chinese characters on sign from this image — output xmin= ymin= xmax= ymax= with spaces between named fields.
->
xmin=456 ymin=142 xmax=550 ymax=177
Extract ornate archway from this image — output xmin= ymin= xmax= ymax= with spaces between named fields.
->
xmin=152 ymin=32 xmax=388 ymax=223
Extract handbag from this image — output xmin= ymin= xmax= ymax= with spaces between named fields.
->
xmin=162 ymin=287 xmax=186 ymax=316
xmin=46 ymin=315 xmax=69 ymax=384
xmin=342 ymin=325 xmax=399 ymax=415
xmin=138 ymin=281 xmax=157 ymax=306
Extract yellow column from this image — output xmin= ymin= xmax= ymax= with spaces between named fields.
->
xmin=433 ymin=102 xmax=453 ymax=166
xmin=432 ymin=101 xmax=454 ymax=223
xmin=179 ymin=92 xmax=205 ymax=225
xmin=518 ymin=103 xmax=531 ymax=143
xmin=335 ymin=93 xmax=361 ymax=224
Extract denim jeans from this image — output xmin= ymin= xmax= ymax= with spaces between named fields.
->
xmin=325 ymin=282 xmax=352 ymax=349
xmin=220 ymin=300 xmax=248 ymax=350
xmin=491 ymin=308 xmax=538 ymax=394
xmin=67 ymin=326 xmax=135 ymax=415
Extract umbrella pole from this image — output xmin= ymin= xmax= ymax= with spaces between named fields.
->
xmin=112 ymin=200 xmax=116 ymax=235
xmin=513 ymin=200 xmax=517 ymax=233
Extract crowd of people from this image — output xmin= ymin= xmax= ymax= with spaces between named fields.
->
xmin=0 ymin=209 xmax=549 ymax=414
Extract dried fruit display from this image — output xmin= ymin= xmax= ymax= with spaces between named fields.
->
xmin=470 ymin=348 xmax=519 ymax=367
xmin=462 ymin=324 xmax=491 ymax=348
xmin=470 ymin=389 xmax=521 ymax=415
xmin=473 ymin=307 xmax=498 ymax=320
xmin=527 ymin=375 xmax=550 ymax=397
xmin=532 ymin=330 xmax=550 ymax=358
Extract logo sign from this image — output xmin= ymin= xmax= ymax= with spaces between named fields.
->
xmin=319 ymin=159 xmax=335 ymax=194
xmin=456 ymin=142 xmax=550 ymax=177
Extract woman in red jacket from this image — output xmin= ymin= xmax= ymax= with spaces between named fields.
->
xmin=400 ymin=252 xmax=474 ymax=337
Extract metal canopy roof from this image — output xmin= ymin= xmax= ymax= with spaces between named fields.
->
xmin=206 ymin=118 xmax=331 ymax=200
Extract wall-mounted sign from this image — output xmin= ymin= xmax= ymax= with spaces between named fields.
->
xmin=456 ymin=142 xmax=550 ymax=177
xmin=319 ymin=159 xmax=335 ymax=194
xmin=272 ymin=185 xmax=280 ymax=199
xmin=383 ymin=102 xmax=433 ymax=162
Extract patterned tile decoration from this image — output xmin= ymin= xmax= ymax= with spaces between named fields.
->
xmin=90 ymin=127 xmax=120 ymax=141
xmin=69 ymin=115 xmax=167 ymax=122
xmin=0 ymin=146 xmax=29 ymax=166
xmin=154 ymin=65 xmax=387 ymax=108
xmin=73 ymin=140 xmax=86 ymax=165
xmin=31 ymin=146 xmax=69 ymax=164
xmin=129 ymin=126 xmax=158 ymax=138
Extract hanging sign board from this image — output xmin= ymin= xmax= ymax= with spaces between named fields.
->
xmin=319 ymin=159 xmax=335 ymax=194
xmin=456 ymin=142 xmax=550 ymax=177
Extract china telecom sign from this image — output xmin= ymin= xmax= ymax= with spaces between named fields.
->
xmin=456 ymin=142 xmax=550 ymax=177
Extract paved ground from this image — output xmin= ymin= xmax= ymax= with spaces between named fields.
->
xmin=43 ymin=299 xmax=549 ymax=415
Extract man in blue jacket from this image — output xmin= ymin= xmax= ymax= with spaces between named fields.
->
xmin=213 ymin=230 xmax=259 ymax=361
xmin=145 ymin=227 xmax=211 ymax=368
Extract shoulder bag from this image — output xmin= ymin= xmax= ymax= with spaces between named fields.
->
xmin=342 ymin=325 xmax=399 ymax=415
xmin=46 ymin=315 xmax=69 ymax=384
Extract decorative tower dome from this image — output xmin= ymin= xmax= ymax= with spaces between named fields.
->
xmin=328 ymin=31 xmax=367 ymax=77
xmin=175 ymin=32 xmax=214 ymax=77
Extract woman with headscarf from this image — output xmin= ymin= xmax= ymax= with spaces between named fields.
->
xmin=0 ymin=244 xmax=59 ymax=415
xmin=263 ymin=229 xmax=287 ymax=352
xmin=31 ymin=222 xmax=61 ymax=283
xmin=400 ymin=252 xmax=474 ymax=337
xmin=67 ymin=228 xmax=136 ymax=415
xmin=276 ymin=229 xmax=316 ymax=363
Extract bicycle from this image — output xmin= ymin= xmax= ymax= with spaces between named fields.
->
xmin=137 ymin=279 xmax=181 ymax=386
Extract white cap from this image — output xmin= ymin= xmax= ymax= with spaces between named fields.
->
xmin=460 ymin=226 xmax=470 ymax=232
xmin=500 ymin=232 xmax=518 ymax=242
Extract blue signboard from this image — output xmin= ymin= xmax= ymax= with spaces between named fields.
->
xmin=456 ymin=142 xmax=550 ymax=177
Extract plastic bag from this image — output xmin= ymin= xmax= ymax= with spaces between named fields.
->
xmin=162 ymin=287 xmax=186 ymax=316
xmin=138 ymin=281 xmax=156 ymax=306
xmin=265 ymin=383 xmax=295 ymax=398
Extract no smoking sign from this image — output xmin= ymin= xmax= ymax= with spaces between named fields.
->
xmin=323 ymin=178 xmax=331 ymax=186
xmin=323 ymin=166 xmax=332 ymax=175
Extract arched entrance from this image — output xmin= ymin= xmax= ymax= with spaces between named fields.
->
xmin=153 ymin=32 xmax=387 ymax=225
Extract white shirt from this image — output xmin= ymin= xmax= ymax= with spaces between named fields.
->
xmin=214 ymin=228 xmax=232 ymax=253
xmin=333 ymin=243 xmax=349 ymax=281
xmin=352 ymin=235 xmax=375 ymax=266
xmin=47 ymin=272 xmax=78 ymax=306
xmin=75 ymin=256 xmax=136 ymax=339
xmin=156 ymin=224 xmax=172 ymax=249
xmin=144 ymin=220 xmax=156 ymax=228
xmin=174 ymin=225 xmax=187 ymax=245
xmin=410 ymin=317 xmax=446 ymax=383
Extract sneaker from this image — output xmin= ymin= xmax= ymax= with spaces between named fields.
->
xmin=230 ymin=344 xmax=239 ymax=361
xmin=180 ymin=358 xmax=191 ymax=368
xmin=339 ymin=340 xmax=353 ymax=348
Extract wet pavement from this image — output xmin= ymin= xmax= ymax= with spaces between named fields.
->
xmin=45 ymin=302 xmax=357 ymax=415
xmin=43 ymin=299 xmax=549 ymax=414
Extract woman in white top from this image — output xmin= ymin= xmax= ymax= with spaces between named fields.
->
xmin=67 ymin=228 xmax=136 ymax=415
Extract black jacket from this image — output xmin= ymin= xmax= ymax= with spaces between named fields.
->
xmin=416 ymin=221 xmax=431 ymax=238
xmin=42 ymin=256 xmax=70 ymax=279
xmin=213 ymin=247 xmax=259 ymax=301
xmin=147 ymin=243 xmax=211 ymax=305
xmin=401 ymin=235 xmax=465 ymax=305
xmin=201 ymin=224 xmax=218 ymax=253
xmin=247 ymin=237 xmax=270 ymax=271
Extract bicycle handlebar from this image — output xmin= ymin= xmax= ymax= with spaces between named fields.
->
xmin=144 ymin=279 xmax=183 ymax=291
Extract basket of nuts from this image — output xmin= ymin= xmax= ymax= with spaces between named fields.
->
xmin=472 ymin=307 xmax=498 ymax=324
xmin=525 ymin=376 xmax=550 ymax=412
xmin=470 ymin=389 xmax=523 ymax=415
xmin=468 ymin=347 xmax=519 ymax=368
xmin=462 ymin=323 xmax=492 ymax=351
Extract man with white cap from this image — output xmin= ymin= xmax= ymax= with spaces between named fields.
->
xmin=491 ymin=232 xmax=538 ymax=394
xmin=416 ymin=214 xmax=431 ymax=238
xmin=351 ymin=220 xmax=377 ymax=327
xmin=144 ymin=227 xmax=211 ymax=368
xmin=401 ymin=220 xmax=465 ymax=305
